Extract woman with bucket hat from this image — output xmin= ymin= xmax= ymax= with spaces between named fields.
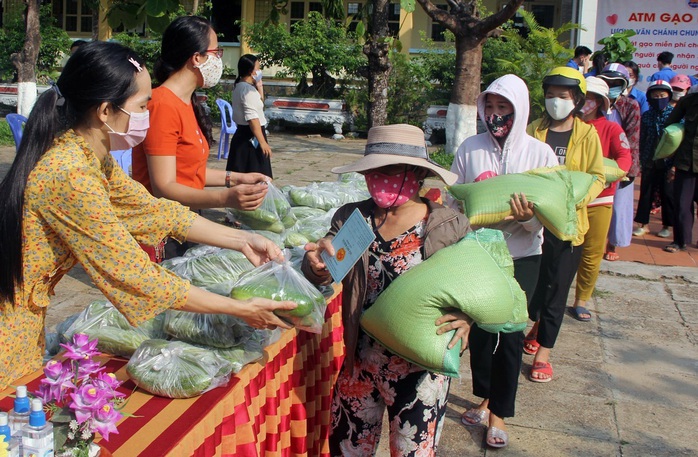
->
xmin=572 ymin=77 xmax=632 ymax=322
xmin=633 ymin=80 xmax=675 ymax=240
xmin=526 ymin=66 xmax=605 ymax=382
xmin=449 ymin=74 xmax=557 ymax=448
xmin=302 ymin=124 xmax=472 ymax=455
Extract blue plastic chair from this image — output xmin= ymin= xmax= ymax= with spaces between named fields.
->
xmin=215 ymin=99 xmax=237 ymax=160
xmin=6 ymin=113 xmax=28 ymax=152
xmin=110 ymin=149 xmax=133 ymax=176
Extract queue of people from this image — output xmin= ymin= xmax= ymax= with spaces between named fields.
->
xmin=3 ymin=20 xmax=698 ymax=455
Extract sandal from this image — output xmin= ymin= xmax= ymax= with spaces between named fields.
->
xmin=529 ymin=361 xmax=553 ymax=383
xmin=486 ymin=426 xmax=509 ymax=448
xmin=523 ymin=336 xmax=539 ymax=355
xmin=603 ymin=251 xmax=620 ymax=261
xmin=569 ymin=306 xmax=592 ymax=322
xmin=664 ymin=243 xmax=686 ymax=253
xmin=461 ymin=408 xmax=489 ymax=426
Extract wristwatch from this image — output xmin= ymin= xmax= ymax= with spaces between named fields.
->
xmin=225 ymin=171 xmax=234 ymax=188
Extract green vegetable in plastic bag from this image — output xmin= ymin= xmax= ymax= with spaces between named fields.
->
xmin=162 ymin=248 xmax=254 ymax=296
xmin=163 ymin=311 xmax=253 ymax=348
xmin=228 ymin=183 xmax=290 ymax=233
xmin=127 ymin=339 xmax=233 ymax=398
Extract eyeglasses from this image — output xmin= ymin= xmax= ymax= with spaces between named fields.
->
xmin=203 ymin=47 xmax=224 ymax=58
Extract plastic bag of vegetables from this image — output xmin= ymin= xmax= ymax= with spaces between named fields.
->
xmin=61 ymin=300 xmax=163 ymax=357
xmin=230 ymin=252 xmax=327 ymax=333
xmin=163 ymin=311 xmax=254 ymax=348
xmin=227 ymin=182 xmax=291 ymax=233
xmin=127 ymin=339 xmax=233 ymax=398
xmin=162 ymin=248 xmax=254 ymax=296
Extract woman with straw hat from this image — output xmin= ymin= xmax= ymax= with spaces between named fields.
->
xmin=302 ymin=124 xmax=472 ymax=455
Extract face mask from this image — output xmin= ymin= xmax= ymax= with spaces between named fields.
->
xmin=105 ymin=107 xmax=149 ymax=151
xmin=672 ymin=90 xmax=686 ymax=101
xmin=253 ymin=70 xmax=263 ymax=82
xmin=365 ymin=170 xmax=420 ymax=208
xmin=628 ymin=78 xmax=636 ymax=88
xmin=195 ymin=54 xmax=223 ymax=88
xmin=648 ymin=97 xmax=670 ymax=111
xmin=545 ymin=97 xmax=576 ymax=121
xmin=580 ymin=98 xmax=599 ymax=116
xmin=485 ymin=112 xmax=514 ymax=139
xmin=608 ymin=86 xmax=623 ymax=100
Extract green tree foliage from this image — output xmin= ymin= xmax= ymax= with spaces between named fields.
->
xmin=0 ymin=5 xmax=71 ymax=82
xmin=111 ymin=33 xmax=162 ymax=74
xmin=243 ymin=12 xmax=364 ymax=98
xmin=484 ymin=10 xmax=582 ymax=121
xmin=597 ymin=29 xmax=637 ymax=63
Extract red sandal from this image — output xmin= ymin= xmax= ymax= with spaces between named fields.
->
xmin=529 ymin=361 xmax=553 ymax=383
xmin=523 ymin=336 xmax=539 ymax=355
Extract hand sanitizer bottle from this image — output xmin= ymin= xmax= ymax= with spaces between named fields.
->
xmin=21 ymin=399 xmax=53 ymax=457
xmin=8 ymin=386 xmax=30 ymax=436
xmin=0 ymin=412 xmax=19 ymax=457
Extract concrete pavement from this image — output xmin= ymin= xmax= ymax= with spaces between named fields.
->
xmin=1 ymin=128 xmax=696 ymax=456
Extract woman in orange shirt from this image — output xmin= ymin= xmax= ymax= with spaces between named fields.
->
xmin=132 ymin=16 xmax=269 ymax=256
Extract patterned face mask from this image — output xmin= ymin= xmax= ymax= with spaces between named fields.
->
xmin=580 ymin=98 xmax=599 ymax=116
xmin=485 ymin=112 xmax=514 ymax=139
xmin=365 ymin=170 xmax=420 ymax=208
xmin=195 ymin=54 xmax=223 ymax=89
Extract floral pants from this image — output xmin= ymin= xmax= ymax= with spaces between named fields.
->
xmin=330 ymin=334 xmax=451 ymax=457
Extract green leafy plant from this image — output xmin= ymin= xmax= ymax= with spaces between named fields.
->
xmin=0 ymin=120 xmax=15 ymax=146
xmin=484 ymin=10 xmax=583 ymax=121
xmin=243 ymin=12 xmax=364 ymax=98
xmin=429 ymin=148 xmax=454 ymax=169
xmin=0 ymin=5 xmax=71 ymax=82
xmin=597 ymin=29 xmax=637 ymax=63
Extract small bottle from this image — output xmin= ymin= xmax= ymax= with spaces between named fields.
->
xmin=21 ymin=399 xmax=53 ymax=457
xmin=8 ymin=386 xmax=30 ymax=436
xmin=0 ymin=412 xmax=19 ymax=457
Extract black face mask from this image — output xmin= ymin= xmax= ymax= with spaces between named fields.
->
xmin=648 ymin=97 xmax=670 ymax=112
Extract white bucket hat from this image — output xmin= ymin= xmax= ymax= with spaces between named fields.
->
xmin=331 ymin=124 xmax=458 ymax=185
xmin=585 ymin=76 xmax=611 ymax=113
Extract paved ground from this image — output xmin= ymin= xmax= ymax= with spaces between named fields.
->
xmin=2 ymin=127 xmax=697 ymax=456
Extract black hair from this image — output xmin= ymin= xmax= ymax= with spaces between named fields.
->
xmin=591 ymin=52 xmax=608 ymax=75
xmin=70 ymin=39 xmax=88 ymax=50
xmin=234 ymin=54 xmax=258 ymax=86
xmin=623 ymin=60 xmax=640 ymax=80
xmin=153 ymin=15 xmax=213 ymax=144
xmin=0 ymin=41 xmax=145 ymax=304
xmin=657 ymin=51 xmax=674 ymax=65
xmin=574 ymin=46 xmax=592 ymax=58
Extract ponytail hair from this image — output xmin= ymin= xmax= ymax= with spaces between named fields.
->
xmin=154 ymin=15 xmax=214 ymax=144
xmin=234 ymin=54 xmax=258 ymax=87
xmin=0 ymin=41 xmax=145 ymax=304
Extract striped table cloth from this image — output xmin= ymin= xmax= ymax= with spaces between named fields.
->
xmin=0 ymin=289 xmax=344 ymax=457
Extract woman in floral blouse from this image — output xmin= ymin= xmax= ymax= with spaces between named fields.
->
xmin=0 ymin=42 xmax=296 ymax=390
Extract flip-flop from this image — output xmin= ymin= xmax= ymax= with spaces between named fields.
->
xmin=486 ymin=426 xmax=509 ymax=448
xmin=569 ymin=306 xmax=591 ymax=322
xmin=529 ymin=361 xmax=553 ymax=383
xmin=664 ymin=243 xmax=686 ymax=253
xmin=523 ymin=336 xmax=539 ymax=355
xmin=461 ymin=408 xmax=489 ymax=426
xmin=603 ymin=251 xmax=620 ymax=261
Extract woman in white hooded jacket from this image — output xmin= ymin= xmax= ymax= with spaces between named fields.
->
xmin=449 ymin=74 xmax=557 ymax=448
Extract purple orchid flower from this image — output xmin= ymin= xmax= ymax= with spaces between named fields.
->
xmin=37 ymin=360 xmax=75 ymax=404
xmin=60 ymin=333 xmax=100 ymax=361
xmin=93 ymin=373 xmax=125 ymax=399
xmin=76 ymin=358 xmax=104 ymax=381
xmin=69 ymin=383 xmax=108 ymax=424
xmin=91 ymin=403 xmax=122 ymax=441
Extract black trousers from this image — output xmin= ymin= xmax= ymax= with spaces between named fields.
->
xmin=634 ymin=165 xmax=674 ymax=226
xmin=672 ymin=168 xmax=698 ymax=246
xmin=468 ymin=255 xmax=541 ymax=418
xmin=528 ymin=229 xmax=583 ymax=349
xmin=226 ymin=125 xmax=273 ymax=178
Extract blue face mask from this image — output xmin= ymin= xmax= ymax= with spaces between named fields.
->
xmin=608 ymin=86 xmax=623 ymax=100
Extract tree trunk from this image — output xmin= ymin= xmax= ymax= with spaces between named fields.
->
xmin=11 ymin=0 xmax=41 ymax=117
xmin=445 ymin=34 xmax=484 ymax=154
xmin=364 ymin=0 xmax=391 ymax=128
xmin=92 ymin=9 xmax=100 ymax=41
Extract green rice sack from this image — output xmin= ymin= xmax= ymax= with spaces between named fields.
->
xmin=603 ymin=158 xmax=627 ymax=183
xmin=447 ymin=166 xmax=596 ymax=242
xmin=360 ymin=229 xmax=527 ymax=377
xmin=654 ymin=123 xmax=684 ymax=160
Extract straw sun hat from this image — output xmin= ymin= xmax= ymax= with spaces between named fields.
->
xmin=331 ymin=124 xmax=458 ymax=185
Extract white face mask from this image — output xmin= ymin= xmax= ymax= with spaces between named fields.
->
xmin=105 ymin=107 xmax=149 ymax=151
xmin=673 ymin=90 xmax=686 ymax=101
xmin=253 ymin=70 xmax=263 ymax=82
xmin=628 ymin=78 xmax=636 ymax=88
xmin=545 ymin=97 xmax=576 ymax=121
xmin=195 ymin=54 xmax=223 ymax=89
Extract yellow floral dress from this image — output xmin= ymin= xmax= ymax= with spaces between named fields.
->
xmin=0 ymin=130 xmax=197 ymax=389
